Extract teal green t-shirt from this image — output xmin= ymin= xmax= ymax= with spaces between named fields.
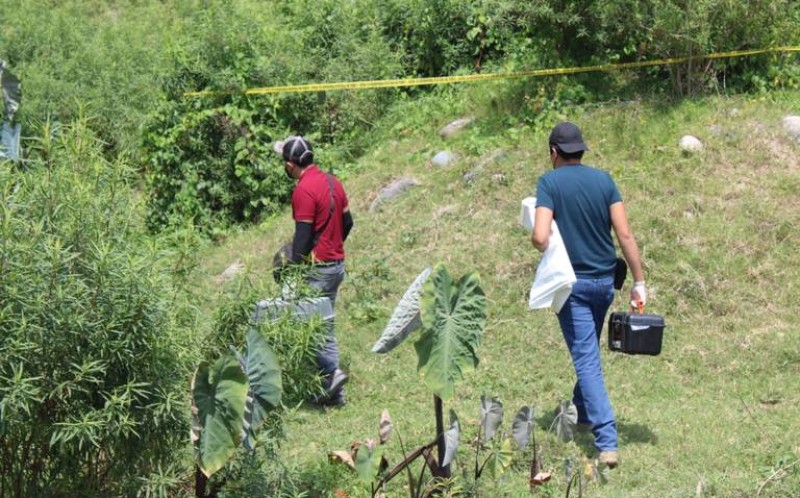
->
xmin=535 ymin=164 xmax=622 ymax=277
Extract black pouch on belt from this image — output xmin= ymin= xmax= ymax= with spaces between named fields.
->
xmin=613 ymin=257 xmax=627 ymax=290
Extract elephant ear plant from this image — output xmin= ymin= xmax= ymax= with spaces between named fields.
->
xmin=371 ymin=263 xmax=487 ymax=482
xmin=190 ymin=328 xmax=282 ymax=497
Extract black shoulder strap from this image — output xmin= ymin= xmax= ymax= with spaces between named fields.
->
xmin=312 ymin=174 xmax=336 ymax=247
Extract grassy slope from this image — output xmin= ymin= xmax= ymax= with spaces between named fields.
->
xmin=201 ymin=89 xmax=800 ymax=497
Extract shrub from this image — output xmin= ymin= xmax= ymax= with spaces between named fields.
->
xmin=142 ymin=95 xmax=292 ymax=236
xmin=0 ymin=118 xmax=199 ymax=497
xmin=210 ymin=277 xmax=326 ymax=407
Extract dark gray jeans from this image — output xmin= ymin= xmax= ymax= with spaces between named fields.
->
xmin=306 ymin=262 xmax=345 ymax=376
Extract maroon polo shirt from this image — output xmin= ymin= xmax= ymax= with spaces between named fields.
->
xmin=292 ymin=164 xmax=349 ymax=262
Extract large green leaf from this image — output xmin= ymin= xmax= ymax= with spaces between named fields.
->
xmin=239 ymin=328 xmax=282 ymax=450
xmin=372 ymin=267 xmax=431 ymax=354
xmin=480 ymin=395 xmax=503 ymax=442
xmin=191 ymin=356 xmax=248 ymax=477
xmin=415 ymin=264 xmax=486 ymax=400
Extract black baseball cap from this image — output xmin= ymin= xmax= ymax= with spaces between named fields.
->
xmin=272 ymin=135 xmax=314 ymax=166
xmin=548 ymin=122 xmax=588 ymax=153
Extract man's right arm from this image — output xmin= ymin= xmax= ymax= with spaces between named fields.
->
xmin=610 ymin=201 xmax=647 ymax=305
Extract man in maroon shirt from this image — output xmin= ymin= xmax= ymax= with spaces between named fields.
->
xmin=273 ymin=135 xmax=353 ymax=406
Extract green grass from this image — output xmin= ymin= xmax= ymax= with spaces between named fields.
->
xmin=199 ymin=89 xmax=800 ymax=497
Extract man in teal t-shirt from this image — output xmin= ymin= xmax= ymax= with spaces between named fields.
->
xmin=531 ymin=122 xmax=647 ymax=469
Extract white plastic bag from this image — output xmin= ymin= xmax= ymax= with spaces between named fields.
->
xmin=521 ymin=197 xmax=576 ymax=313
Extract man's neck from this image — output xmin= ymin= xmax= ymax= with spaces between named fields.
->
xmin=553 ymin=159 xmax=581 ymax=169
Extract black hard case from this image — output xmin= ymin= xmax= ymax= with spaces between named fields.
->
xmin=607 ymin=312 xmax=665 ymax=356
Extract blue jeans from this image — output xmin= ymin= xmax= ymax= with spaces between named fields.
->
xmin=306 ymin=262 xmax=345 ymax=377
xmin=556 ymin=275 xmax=617 ymax=452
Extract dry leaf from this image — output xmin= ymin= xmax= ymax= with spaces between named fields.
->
xmin=329 ymin=450 xmax=356 ymax=470
xmin=531 ymin=471 xmax=552 ymax=485
xmin=379 ymin=409 xmax=392 ymax=444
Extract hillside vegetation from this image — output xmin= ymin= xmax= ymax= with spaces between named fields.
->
xmin=205 ymin=90 xmax=800 ymax=498
xmin=1 ymin=1 xmax=799 ymax=497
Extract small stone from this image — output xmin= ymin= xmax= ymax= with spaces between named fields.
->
xmin=679 ymin=135 xmax=704 ymax=153
xmin=439 ymin=117 xmax=474 ymax=138
xmin=781 ymin=116 xmax=800 ymax=141
xmin=491 ymin=173 xmax=507 ymax=185
xmin=431 ymin=151 xmax=456 ymax=167
xmin=369 ymin=177 xmax=420 ymax=212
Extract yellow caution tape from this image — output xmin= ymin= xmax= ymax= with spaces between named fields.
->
xmin=184 ymin=46 xmax=800 ymax=97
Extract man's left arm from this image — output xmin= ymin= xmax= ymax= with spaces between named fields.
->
xmin=291 ymin=187 xmax=316 ymax=263
xmin=291 ymin=221 xmax=315 ymax=263
xmin=343 ymin=209 xmax=353 ymax=241
xmin=531 ymin=206 xmax=553 ymax=252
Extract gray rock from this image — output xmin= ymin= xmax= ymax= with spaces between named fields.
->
xmin=439 ymin=117 xmax=474 ymax=138
xmin=369 ymin=177 xmax=420 ymax=212
xmin=679 ymin=135 xmax=704 ymax=153
xmin=431 ymin=151 xmax=456 ymax=167
xmin=491 ymin=173 xmax=507 ymax=185
xmin=782 ymin=116 xmax=800 ymax=141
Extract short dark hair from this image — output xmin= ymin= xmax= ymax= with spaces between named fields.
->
xmin=551 ymin=144 xmax=584 ymax=161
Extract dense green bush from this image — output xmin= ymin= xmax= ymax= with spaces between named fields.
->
xmin=142 ymin=0 xmax=404 ymax=234
xmin=211 ymin=276 xmax=326 ymax=407
xmin=0 ymin=119 xmax=199 ymax=498
xmin=142 ymin=95 xmax=292 ymax=236
xmin=501 ymin=0 xmax=800 ymax=95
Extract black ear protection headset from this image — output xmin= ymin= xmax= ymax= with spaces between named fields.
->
xmin=284 ymin=137 xmax=314 ymax=166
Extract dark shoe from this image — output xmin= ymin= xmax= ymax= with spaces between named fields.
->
xmin=327 ymin=390 xmax=347 ymax=407
xmin=310 ymin=369 xmax=349 ymax=406
xmin=310 ymin=388 xmax=346 ymax=408
xmin=326 ymin=368 xmax=349 ymax=395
